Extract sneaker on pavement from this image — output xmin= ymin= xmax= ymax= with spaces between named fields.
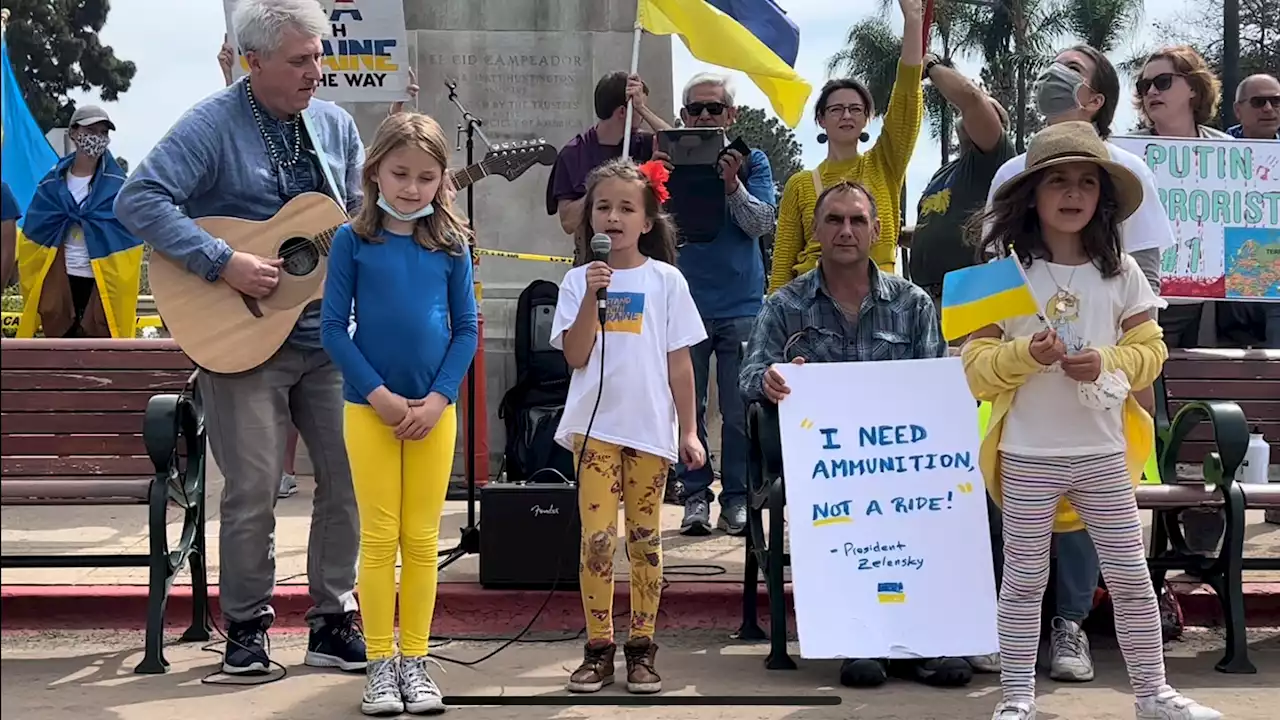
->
xmin=305 ymin=611 xmax=368 ymax=671
xmin=566 ymin=639 xmax=616 ymax=693
xmin=992 ymin=701 xmax=1037 ymax=720
xmin=401 ymin=655 xmax=447 ymax=714
xmin=716 ymin=499 xmax=748 ymax=536
xmin=968 ymin=652 xmax=1002 ymax=673
xmin=623 ymin=637 xmax=661 ymax=694
xmin=838 ymin=658 xmax=888 ymax=687
xmin=361 ymin=656 xmax=404 ymax=716
xmin=1135 ymin=687 xmax=1223 ymax=720
xmin=278 ymin=473 xmax=298 ymax=498
xmin=223 ymin=617 xmax=272 ymax=675
xmin=1049 ymin=616 xmax=1094 ymax=682
xmin=680 ymin=497 xmax=712 ymax=536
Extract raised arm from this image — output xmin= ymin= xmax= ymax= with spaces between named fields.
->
xmin=924 ymin=56 xmax=1006 ymax=153
xmin=868 ymin=0 xmax=926 ymax=186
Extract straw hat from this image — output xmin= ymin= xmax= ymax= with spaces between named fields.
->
xmin=994 ymin=121 xmax=1143 ymax=221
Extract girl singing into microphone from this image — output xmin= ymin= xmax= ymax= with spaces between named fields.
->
xmin=550 ymin=158 xmax=707 ymax=694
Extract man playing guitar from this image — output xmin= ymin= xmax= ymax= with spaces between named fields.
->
xmin=115 ymin=0 xmax=366 ymax=676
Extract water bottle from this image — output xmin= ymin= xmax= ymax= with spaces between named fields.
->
xmin=1240 ymin=426 xmax=1270 ymax=485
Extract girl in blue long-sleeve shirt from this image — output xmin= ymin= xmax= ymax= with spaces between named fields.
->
xmin=320 ymin=112 xmax=477 ymax=716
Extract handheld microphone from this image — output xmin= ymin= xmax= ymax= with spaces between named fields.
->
xmin=589 ymin=232 xmax=612 ymax=325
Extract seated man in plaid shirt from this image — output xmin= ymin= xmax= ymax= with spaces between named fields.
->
xmin=738 ymin=180 xmax=964 ymax=690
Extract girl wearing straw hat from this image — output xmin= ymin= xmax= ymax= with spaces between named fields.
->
xmin=962 ymin=121 xmax=1221 ymax=720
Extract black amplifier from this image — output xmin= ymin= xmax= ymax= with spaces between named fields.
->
xmin=479 ymin=482 xmax=581 ymax=590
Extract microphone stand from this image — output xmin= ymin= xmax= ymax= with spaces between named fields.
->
xmin=439 ymin=80 xmax=494 ymax=571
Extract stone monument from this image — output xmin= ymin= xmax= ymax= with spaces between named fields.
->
xmin=306 ymin=0 xmax=674 ymax=480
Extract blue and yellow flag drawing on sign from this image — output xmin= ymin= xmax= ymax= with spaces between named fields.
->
xmin=1 ymin=36 xmax=57 ymax=221
xmin=637 ymin=0 xmax=811 ymax=128
xmin=939 ymin=257 xmax=1041 ymax=342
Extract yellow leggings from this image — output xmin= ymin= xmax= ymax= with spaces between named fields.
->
xmin=344 ymin=402 xmax=455 ymax=660
xmin=575 ymin=437 xmax=670 ymax=642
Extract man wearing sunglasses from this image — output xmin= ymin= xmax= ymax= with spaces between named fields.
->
xmin=1228 ymin=74 xmax=1280 ymax=140
xmin=672 ymin=73 xmax=777 ymax=539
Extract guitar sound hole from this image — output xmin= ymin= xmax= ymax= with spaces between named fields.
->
xmin=279 ymin=236 xmax=320 ymax=277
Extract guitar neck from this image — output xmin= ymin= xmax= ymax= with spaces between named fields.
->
xmin=450 ymin=162 xmax=487 ymax=192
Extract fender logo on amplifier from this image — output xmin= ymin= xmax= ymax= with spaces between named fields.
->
xmin=480 ymin=482 xmax=581 ymax=589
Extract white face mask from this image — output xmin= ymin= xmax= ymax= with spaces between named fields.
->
xmin=1034 ymin=62 xmax=1088 ymax=119
xmin=377 ymin=194 xmax=435 ymax=222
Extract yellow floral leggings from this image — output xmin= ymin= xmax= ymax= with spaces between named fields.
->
xmin=574 ymin=437 xmax=670 ymax=642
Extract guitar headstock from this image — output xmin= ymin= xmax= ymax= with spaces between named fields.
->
xmin=481 ymin=139 xmax=557 ymax=182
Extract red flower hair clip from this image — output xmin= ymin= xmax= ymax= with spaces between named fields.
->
xmin=637 ymin=160 xmax=670 ymax=205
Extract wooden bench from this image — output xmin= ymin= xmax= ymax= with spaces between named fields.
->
xmin=1138 ymin=348 xmax=1280 ymax=674
xmin=0 ymin=338 xmax=210 ymax=674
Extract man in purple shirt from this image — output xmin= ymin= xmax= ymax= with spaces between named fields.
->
xmin=546 ymin=71 xmax=670 ymax=236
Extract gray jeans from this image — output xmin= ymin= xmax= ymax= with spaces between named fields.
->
xmin=199 ymin=343 xmax=359 ymax=628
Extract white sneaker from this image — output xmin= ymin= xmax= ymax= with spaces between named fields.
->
xmin=361 ymin=656 xmax=404 ymax=716
xmin=1136 ymin=686 xmax=1223 ymax=719
xmin=968 ymin=652 xmax=1002 ymax=673
xmin=992 ymin=701 xmax=1036 ymax=720
xmin=401 ymin=655 xmax=447 ymax=715
xmin=1049 ymin=617 xmax=1094 ymax=682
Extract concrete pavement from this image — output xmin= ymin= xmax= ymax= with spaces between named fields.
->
xmin=2 ymin=628 xmax=1277 ymax=719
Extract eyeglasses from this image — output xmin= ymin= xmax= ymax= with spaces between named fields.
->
xmin=824 ymin=103 xmax=867 ymax=119
xmin=684 ymin=102 xmax=727 ymax=116
xmin=1247 ymin=95 xmax=1280 ymax=109
xmin=1136 ymin=73 xmax=1183 ymax=96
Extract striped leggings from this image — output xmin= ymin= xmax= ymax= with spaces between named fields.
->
xmin=998 ymin=453 xmax=1167 ymax=703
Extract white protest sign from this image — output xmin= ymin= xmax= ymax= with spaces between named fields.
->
xmin=1111 ymin=135 xmax=1280 ymax=302
xmin=775 ymin=357 xmax=999 ymax=660
xmin=224 ymin=0 xmax=410 ymax=103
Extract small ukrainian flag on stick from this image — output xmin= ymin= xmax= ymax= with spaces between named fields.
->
xmin=939 ymin=256 xmax=1045 ymax=342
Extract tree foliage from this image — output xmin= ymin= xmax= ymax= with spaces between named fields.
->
xmin=1 ymin=0 xmax=136 ymax=132
xmin=729 ymin=105 xmax=804 ymax=197
xmin=1154 ymin=0 xmax=1279 ymax=84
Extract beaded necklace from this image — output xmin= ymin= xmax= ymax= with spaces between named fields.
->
xmin=245 ymin=80 xmax=303 ymax=168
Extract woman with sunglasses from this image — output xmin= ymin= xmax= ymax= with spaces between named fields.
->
xmin=1130 ymin=46 xmax=1228 ymax=353
xmin=766 ymin=0 xmax=924 ymax=293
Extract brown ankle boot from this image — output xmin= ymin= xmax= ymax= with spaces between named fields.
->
xmin=623 ymin=637 xmax=661 ymax=693
xmin=566 ymin=639 xmax=615 ymax=693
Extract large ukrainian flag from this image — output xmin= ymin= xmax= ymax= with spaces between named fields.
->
xmin=1 ymin=36 xmax=57 ymax=219
xmin=939 ymin=257 xmax=1041 ymax=341
xmin=637 ymin=0 xmax=811 ymax=128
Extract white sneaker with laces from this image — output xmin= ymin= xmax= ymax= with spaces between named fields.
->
xmin=1049 ymin=616 xmax=1094 ymax=681
xmin=992 ymin=701 xmax=1036 ymax=720
xmin=1135 ymin=686 xmax=1223 ymax=720
xmin=361 ymin=656 xmax=404 ymax=716
xmin=401 ymin=655 xmax=447 ymax=715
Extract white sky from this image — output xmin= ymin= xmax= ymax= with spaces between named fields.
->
xmin=68 ymin=0 xmax=1191 ymax=223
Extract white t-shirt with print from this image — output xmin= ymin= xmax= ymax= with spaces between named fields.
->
xmin=63 ymin=173 xmax=95 ymax=278
xmin=987 ymin=142 xmax=1175 ymax=255
xmin=550 ymin=258 xmax=708 ymax=464
xmin=998 ymin=253 xmax=1166 ymax=457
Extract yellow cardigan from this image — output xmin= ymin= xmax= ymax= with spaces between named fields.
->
xmin=962 ymin=320 xmax=1168 ymax=533
xmin=767 ymin=61 xmax=924 ymax=293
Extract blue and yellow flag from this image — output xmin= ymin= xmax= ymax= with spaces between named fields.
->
xmin=637 ymin=0 xmax=811 ymax=127
xmin=1 ymin=37 xmax=58 ymax=220
xmin=18 ymin=151 xmax=144 ymax=338
xmin=939 ymin=257 xmax=1040 ymax=341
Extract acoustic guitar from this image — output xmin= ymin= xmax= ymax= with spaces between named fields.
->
xmin=148 ymin=140 xmax=556 ymax=375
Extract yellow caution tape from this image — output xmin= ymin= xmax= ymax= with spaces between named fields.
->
xmin=475 ymin=248 xmax=574 ymax=265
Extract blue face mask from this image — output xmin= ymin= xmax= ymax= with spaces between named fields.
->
xmin=377 ymin=193 xmax=435 ymax=222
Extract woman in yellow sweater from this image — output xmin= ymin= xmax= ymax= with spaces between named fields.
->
xmin=767 ymin=0 xmax=925 ymax=293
